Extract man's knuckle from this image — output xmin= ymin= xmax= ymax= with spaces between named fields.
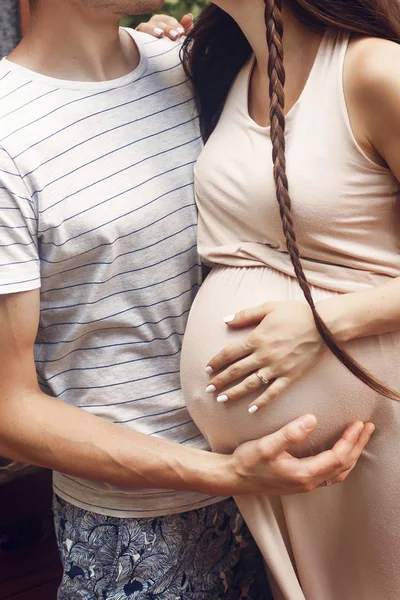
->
xmin=283 ymin=427 xmax=298 ymax=445
xmin=302 ymin=482 xmax=315 ymax=493
xmin=293 ymin=472 xmax=308 ymax=488
xmin=343 ymin=460 xmax=354 ymax=472
xmin=334 ymin=457 xmax=345 ymax=471
xmin=258 ymin=441 xmax=271 ymax=460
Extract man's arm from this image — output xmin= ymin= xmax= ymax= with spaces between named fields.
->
xmin=0 ymin=288 xmax=227 ymax=493
xmin=0 ymin=288 xmax=374 ymax=497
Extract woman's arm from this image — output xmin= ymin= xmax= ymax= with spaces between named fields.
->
xmin=326 ymin=36 xmax=400 ymax=342
xmin=319 ymin=278 xmax=400 ymax=343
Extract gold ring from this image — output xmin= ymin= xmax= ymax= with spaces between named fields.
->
xmin=255 ymin=371 xmax=270 ymax=386
xmin=325 ymin=480 xmax=332 ymax=488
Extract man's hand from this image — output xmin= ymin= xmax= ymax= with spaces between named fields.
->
xmin=136 ymin=13 xmax=193 ymax=41
xmin=224 ymin=415 xmax=374 ymax=496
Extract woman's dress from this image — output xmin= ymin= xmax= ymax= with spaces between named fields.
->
xmin=181 ymin=31 xmax=400 ymax=600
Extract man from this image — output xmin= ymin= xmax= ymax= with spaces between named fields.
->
xmin=0 ymin=1 xmax=372 ymax=597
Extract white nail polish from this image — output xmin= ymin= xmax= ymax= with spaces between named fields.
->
xmin=217 ymin=395 xmax=229 ymax=403
xmin=154 ymin=27 xmax=164 ymax=36
xmin=177 ymin=26 xmax=185 ymax=34
xmin=205 ymin=385 xmax=216 ymax=393
xmin=223 ymin=314 xmax=236 ymax=324
xmin=170 ymin=30 xmax=179 ymax=39
xmin=205 ymin=366 xmax=214 ymax=374
xmin=248 ymin=405 xmax=259 ymax=414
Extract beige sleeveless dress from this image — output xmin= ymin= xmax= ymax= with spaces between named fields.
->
xmin=180 ymin=30 xmax=400 ymax=600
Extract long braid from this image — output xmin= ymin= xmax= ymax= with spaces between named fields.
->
xmin=265 ymin=0 xmax=400 ymax=400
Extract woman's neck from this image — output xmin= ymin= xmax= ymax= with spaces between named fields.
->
xmin=222 ymin=0 xmax=321 ymax=72
xmin=8 ymin=0 xmax=139 ymax=82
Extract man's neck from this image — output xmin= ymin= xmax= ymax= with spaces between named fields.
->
xmin=8 ymin=0 xmax=140 ymax=82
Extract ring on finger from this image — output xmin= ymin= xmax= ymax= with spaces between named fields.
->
xmin=255 ymin=371 xmax=270 ymax=386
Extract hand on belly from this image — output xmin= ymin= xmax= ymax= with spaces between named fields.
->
xmin=181 ymin=270 xmax=388 ymax=457
xmin=204 ymin=300 xmax=326 ymax=415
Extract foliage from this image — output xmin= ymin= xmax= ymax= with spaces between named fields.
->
xmin=121 ymin=0 xmax=209 ymax=29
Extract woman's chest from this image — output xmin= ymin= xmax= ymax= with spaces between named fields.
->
xmin=194 ymin=119 xmax=400 ymax=261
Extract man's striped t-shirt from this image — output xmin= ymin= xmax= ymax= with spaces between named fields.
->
xmin=0 ymin=29 xmax=219 ymax=517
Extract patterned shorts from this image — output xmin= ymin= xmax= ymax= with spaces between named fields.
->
xmin=53 ymin=495 xmax=271 ymax=600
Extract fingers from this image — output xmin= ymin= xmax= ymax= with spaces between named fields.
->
xmin=232 ymin=418 xmax=374 ymax=496
xmin=180 ymin=13 xmax=194 ymax=34
xmin=136 ymin=16 xmax=185 ymax=40
xmin=223 ymin=302 xmax=277 ymax=328
xmin=206 ymin=341 xmax=253 ymax=375
xmin=333 ymin=421 xmax=375 ymax=471
xmin=314 ymin=422 xmax=374 ymax=487
xmin=259 ymin=414 xmax=318 ymax=457
xmin=248 ymin=377 xmax=291 ymax=413
xmin=206 ymin=356 xmax=260 ymax=394
xmin=208 ymin=368 xmax=271 ymax=405
xmin=208 ymin=367 xmax=289 ymax=414
xmin=298 ymin=421 xmax=375 ymax=488
xmin=135 ymin=22 xmax=164 ymax=37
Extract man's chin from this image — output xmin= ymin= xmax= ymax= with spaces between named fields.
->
xmin=84 ymin=1 xmax=165 ymax=17
xmin=119 ymin=0 xmax=165 ymax=16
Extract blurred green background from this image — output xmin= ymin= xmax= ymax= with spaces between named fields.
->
xmin=121 ymin=0 xmax=209 ymax=28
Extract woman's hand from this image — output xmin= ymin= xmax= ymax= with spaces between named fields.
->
xmin=135 ymin=13 xmax=193 ymax=41
xmin=206 ymin=301 xmax=327 ymax=413
xmin=227 ymin=415 xmax=375 ymax=496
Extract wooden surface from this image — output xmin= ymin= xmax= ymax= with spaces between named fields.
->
xmin=0 ymin=535 xmax=61 ymax=600
xmin=0 ymin=471 xmax=62 ymax=600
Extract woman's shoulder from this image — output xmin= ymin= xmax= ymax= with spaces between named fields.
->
xmin=346 ymin=35 xmax=400 ymax=92
xmin=344 ymin=35 xmax=400 ymax=170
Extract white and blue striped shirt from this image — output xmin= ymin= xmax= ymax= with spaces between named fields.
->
xmin=0 ymin=30 xmax=218 ymax=517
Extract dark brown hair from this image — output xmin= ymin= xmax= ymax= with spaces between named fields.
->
xmin=182 ymin=0 xmax=400 ymax=400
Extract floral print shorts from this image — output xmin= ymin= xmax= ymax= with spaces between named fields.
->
xmin=53 ymin=495 xmax=271 ymax=600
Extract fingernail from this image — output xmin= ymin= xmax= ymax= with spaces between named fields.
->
xmin=205 ymin=366 xmax=214 ymax=374
xmin=223 ymin=314 xmax=236 ymax=324
xmin=154 ymin=27 xmax=164 ymax=36
xmin=217 ymin=395 xmax=229 ymax=403
xmin=302 ymin=415 xmax=316 ymax=430
xmin=248 ymin=405 xmax=259 ymax=414
xmin=177 ymin=26 xmax=185 ymax=34
xmin=205 ymin=385 xmax=216 ymax=393
xmin=170 ymin=30 xmax=179 ymax=39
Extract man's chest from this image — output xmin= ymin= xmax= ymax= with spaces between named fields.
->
xmin=19 ymin=105 xmax=201 ymax=272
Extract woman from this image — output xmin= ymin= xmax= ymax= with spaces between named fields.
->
xmin=177 ymin=1 xmax=400 ymax=598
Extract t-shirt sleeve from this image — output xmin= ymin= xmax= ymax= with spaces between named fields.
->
xmin=0 ymin=148 xmax=40 ymax=294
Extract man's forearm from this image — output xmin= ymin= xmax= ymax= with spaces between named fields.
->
xmin=1 ymin=388 xmax=229 ymax=496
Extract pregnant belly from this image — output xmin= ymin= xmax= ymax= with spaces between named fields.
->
xmin=181 ymin=266 xmax=400 ymax=456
